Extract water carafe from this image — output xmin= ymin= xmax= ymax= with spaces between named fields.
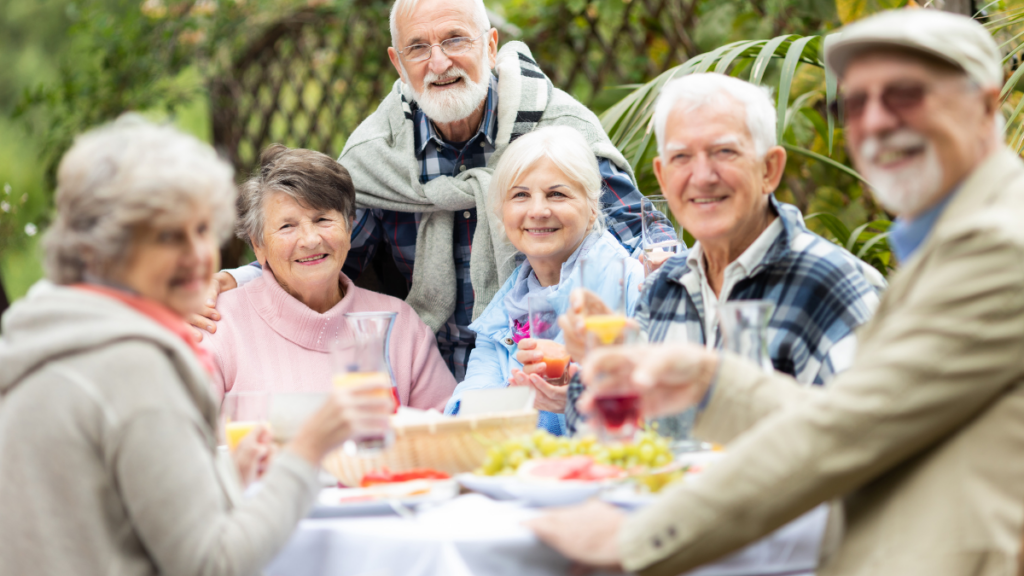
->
xmin=344 ymin=311 xmax=399 ymax=408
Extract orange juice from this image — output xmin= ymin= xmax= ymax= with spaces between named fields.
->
xmin=533 ymin=339 xmax=571 ymax=380
xmin=333 ymin=372 xmax=400 ymax=412
xmin=225 ymin=421 xmax=259 ymax=450
xmin=584 ymin=314 xmax=628 ymax=345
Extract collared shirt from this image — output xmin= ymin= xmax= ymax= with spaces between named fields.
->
xmin=638 ymin=197 xmax=886 ymax=386
xmin=888 ymin=190 xmax=958 ymax=264
xmin=688 ymin=217 xmax=784 ymax=349
xmin=342 ymin=75 xmax=647 ymax=382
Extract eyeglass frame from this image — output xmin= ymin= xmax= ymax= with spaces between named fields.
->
xmin=829 ymin=82 xmax=931 ymax=124
xmin=397 ymin=29 xmax=492 ymax=63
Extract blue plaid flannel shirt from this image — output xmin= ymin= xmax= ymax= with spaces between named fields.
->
xmin=565 ymin=197 xmax=887 ymax=433
xmin=342 ymin=76 xmax=646 ymax=382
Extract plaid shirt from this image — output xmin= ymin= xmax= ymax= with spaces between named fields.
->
xmin=342 ymin=76 xmax=646 ymax=382
xmin=565 ymin=198 xmax=887 ymax=433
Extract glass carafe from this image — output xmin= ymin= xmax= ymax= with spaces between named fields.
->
xmin=344 ymin=311 xmax=399 ymax=409
xmin=717 ymin=300 xmax=775 ymax=373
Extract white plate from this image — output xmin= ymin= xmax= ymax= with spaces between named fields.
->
xmin=310 ymin=478 xmax=460 ymax=518
xmin=456 ymin=473 xmax=607 ymax=507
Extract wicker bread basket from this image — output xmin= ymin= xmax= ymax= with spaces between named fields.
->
xmin=322 ymin=409 xmax=538 ymax=486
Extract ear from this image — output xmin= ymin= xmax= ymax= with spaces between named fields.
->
xmin=251 ymin=236 xmax=267 ymax=267
xmin=761 ymin=146 xmax=787 ymax=194
xmin=653 ymin=155 xmax=667 ymax=193
xmin=486 ymin=28 xmax=499 ymax=69
xmin=388 ymin=47 xmax=407 ymax=84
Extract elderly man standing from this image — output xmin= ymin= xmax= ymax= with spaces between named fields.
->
xmin=557 ymin=73 xmax=885 ymax=432
xmin=206 ymin=0 xmax=651 ymax=381
xmin=532 ymin=9 xmax=1024 ymax=576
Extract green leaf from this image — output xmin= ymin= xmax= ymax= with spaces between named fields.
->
xmin=714 ymin=40 xmax=764 ymax=75
xmin=749 ymin=35 xmax=794 ymax=86
xmin=823 ymin=33 xmax=839 ymax=155
xmin=777 ymin=36 xmax=819 ymax=143
xmin=1001 ymin=58 xmax=1024 ymax=101
xmin=781 ymin=143 xmax=870 ymax=185
xmin=805 ymin=212 xmax=851 ymax=245
xmin=856 ymin=232 xmax=892 ymax=259
xmin=845 ymin=221 xmax=873 ymax=252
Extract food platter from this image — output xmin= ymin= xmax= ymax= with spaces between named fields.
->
xmin=310 ymin=478 xmax=460 ymax=518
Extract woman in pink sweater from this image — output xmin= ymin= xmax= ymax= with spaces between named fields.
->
xmin=201 ymin=145 xmax=455 ymax=410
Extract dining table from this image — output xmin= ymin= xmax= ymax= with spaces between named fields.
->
xmin=265 ymin=490 xmax=828 ymax=576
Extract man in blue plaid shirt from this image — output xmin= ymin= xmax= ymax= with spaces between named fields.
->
xmin=560 ymin=73 xmax=886 ymax=432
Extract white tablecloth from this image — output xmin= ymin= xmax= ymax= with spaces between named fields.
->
xmin=266 ymin=494 xmax=827 ymax=576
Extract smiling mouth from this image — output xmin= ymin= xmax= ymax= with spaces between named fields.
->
xmin=525 ymin=228 xmax=559 ymax=234
xmin=431 ymin=77 xmax=463 ymax=88
xmin=691 ymin=197 xmax=726 ymax=205
xmin=873 ymin=146 xmax=925 ymax=167
xmin=296 ymin=254 xmax=328 ymax=263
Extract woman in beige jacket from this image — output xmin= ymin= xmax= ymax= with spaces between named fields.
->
xmin=0 ymin=117 xmax=393 ymax=576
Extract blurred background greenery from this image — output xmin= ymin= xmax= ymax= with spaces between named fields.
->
xmin=2 ymin=0 xmax=1022 ymax=306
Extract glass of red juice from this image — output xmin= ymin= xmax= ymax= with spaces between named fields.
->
xmin=591 ymin=370 xmax=642 ymax=442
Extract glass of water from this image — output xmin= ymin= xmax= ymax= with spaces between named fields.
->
xmin=640 ymin=195 xmax=684 ymax=276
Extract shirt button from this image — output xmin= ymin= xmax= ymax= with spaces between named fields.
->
xmin=436 ymin=145 xmax=442 ymax=152
xmin=667 ymin=527 xmax=677 ymax=538
xmin=503 ymin=337 xmax=514 ymax=346
xmin=459 ymin=164 xmax=467 ymax=172
xmin=463 ymin=211 xmax=471 ymax=218
xmin=652 ymin=537 xmax=662 ymax=548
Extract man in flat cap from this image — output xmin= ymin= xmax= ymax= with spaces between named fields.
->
xmin=529 ymin=9 xmax=1024 ymax=576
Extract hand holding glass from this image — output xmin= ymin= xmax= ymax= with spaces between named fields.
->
xmin=526 ymin=293 xmax=571 ymax=385
xmin=222 ymin=391 xmax=270 ymax=451
xmin=331 ymin=337 xmax=395 ymax=456
xmin=640 ymin=195 xmax=684 ymax=277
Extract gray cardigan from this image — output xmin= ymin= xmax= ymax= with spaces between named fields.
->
xmin=0 ymin=284 xmax=320 ymax=576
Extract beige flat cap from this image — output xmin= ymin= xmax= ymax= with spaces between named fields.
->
xmin=825 ymin=9 xmax=1003 ymax=87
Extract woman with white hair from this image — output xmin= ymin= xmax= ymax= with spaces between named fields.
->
xmin=443 ymin=126 xmax=644 ymax=435
xmin=0 ymin=117 xmax=393 ymax=575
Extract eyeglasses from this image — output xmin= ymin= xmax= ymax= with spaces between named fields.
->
xmin=398 ymin=30 xmax=490 ymax=63
xmin=829 ymin=83 xmax=928 ymax=123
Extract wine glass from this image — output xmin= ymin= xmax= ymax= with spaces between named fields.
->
xmin=578 ymin=255 xmax=634 ymax=352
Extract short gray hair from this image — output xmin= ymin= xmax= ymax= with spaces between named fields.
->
xmin=653 ymin=73 xmax=777 ymax=158
xmin=489 ymin=125 xmax=605 ymax=235
xmin=44 ymin=115 xmax=236 ymax=284
xmin=389 ymin=0 xmax=490 ymax=49
xmin=237 ymin=144 xmax=355 ymax=247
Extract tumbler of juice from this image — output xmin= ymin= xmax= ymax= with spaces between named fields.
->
xmin=584 ymin=314 xmax=629 ymax=348
xmin=221 ymin=391 xmax=269 ymax=450
xmin=225 ymin=421 xmax=260 ymax=450
xmin=593 ymin=391 xmax=641 ymax=443
xmin=532 ymin=339 xmax=571 ymax=385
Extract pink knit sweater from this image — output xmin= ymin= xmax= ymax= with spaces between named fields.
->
xmin=201 ymin=269 xmax=456 ymax=410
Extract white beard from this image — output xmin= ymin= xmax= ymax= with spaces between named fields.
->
xmin=403 ymin=48 xmax=490 ymax=125
xmin=859 ymin=129 xmax=944 ymax=217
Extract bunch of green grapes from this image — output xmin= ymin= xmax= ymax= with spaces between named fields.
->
xmin=477 ymin=429 xmax=675 ymax=477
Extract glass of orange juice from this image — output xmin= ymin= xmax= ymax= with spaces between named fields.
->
xmin=579 ymin=256 xmax=634 ymax=352
xmin=526 ymin=293 xmax=571 ymax=386
xmin=331 ymin=337 xmax=394 ymax=456
xmin=221 ymin=391 xmax=270 ymax=451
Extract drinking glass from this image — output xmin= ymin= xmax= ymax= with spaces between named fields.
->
xmin=718 ymin=300 xmax=775 ymax=373
xmin=579 ymin=255 xmax=632 ymax=352
xmin=221 ymin=391 xmax=270 ymax=451
xmin=330 ymin=337 xmax=395 ymax=456
xmin=344 ymin=311 xmax=400 ymax=410
xmin=590 ymin=371 xmax=642 ymax=443
xmin=640 ymin=195 xmax=685 ymax=276
xmin=527 ymin=293 xmax=571 ymax=386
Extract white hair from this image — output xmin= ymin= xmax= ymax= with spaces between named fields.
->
xmin=653 ymin=73 xmax=777 ymax=158
xmin=489 ymin=125 xmax=605 ymax=236
xmin=44 ymin=114 xmax=237 ymax=284
xmin=389 ymin=0 xmax=490 ymax=49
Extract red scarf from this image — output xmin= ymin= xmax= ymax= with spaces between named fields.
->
xmin=73 ymin=284 xmax=216 ymax=375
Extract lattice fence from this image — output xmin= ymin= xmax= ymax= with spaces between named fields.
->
xmin=209 ymin=0 xmax=692 ymax=178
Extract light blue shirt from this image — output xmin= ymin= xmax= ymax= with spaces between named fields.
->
xmin=888 ymin=190 xmax=958 ymax=264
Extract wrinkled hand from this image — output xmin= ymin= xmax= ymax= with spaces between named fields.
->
xmin=639 ymin=251 xmax=674 ymax=278
xmin=578 ymin=343 xmax=718 ymax=419
xmin=232 ymin=424 xmax=275 ymax=487
xmin=287 ymin=377 xmax=393 ymax=465
xmin=557 ymin=289 xmax=613 ymax=362
xmin=514 ymin=338 xmax=546 ymax=376
xmin=526 ymin=500 xmax=625 ymax=571
xmin=508 ymin=368 xmax=572 ymax=413
xmin=188 ymin=272 xmax=238 ymax=341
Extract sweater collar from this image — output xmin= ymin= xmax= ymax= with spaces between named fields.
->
xmin=245 ymin=268 xmax=358 ymax=352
